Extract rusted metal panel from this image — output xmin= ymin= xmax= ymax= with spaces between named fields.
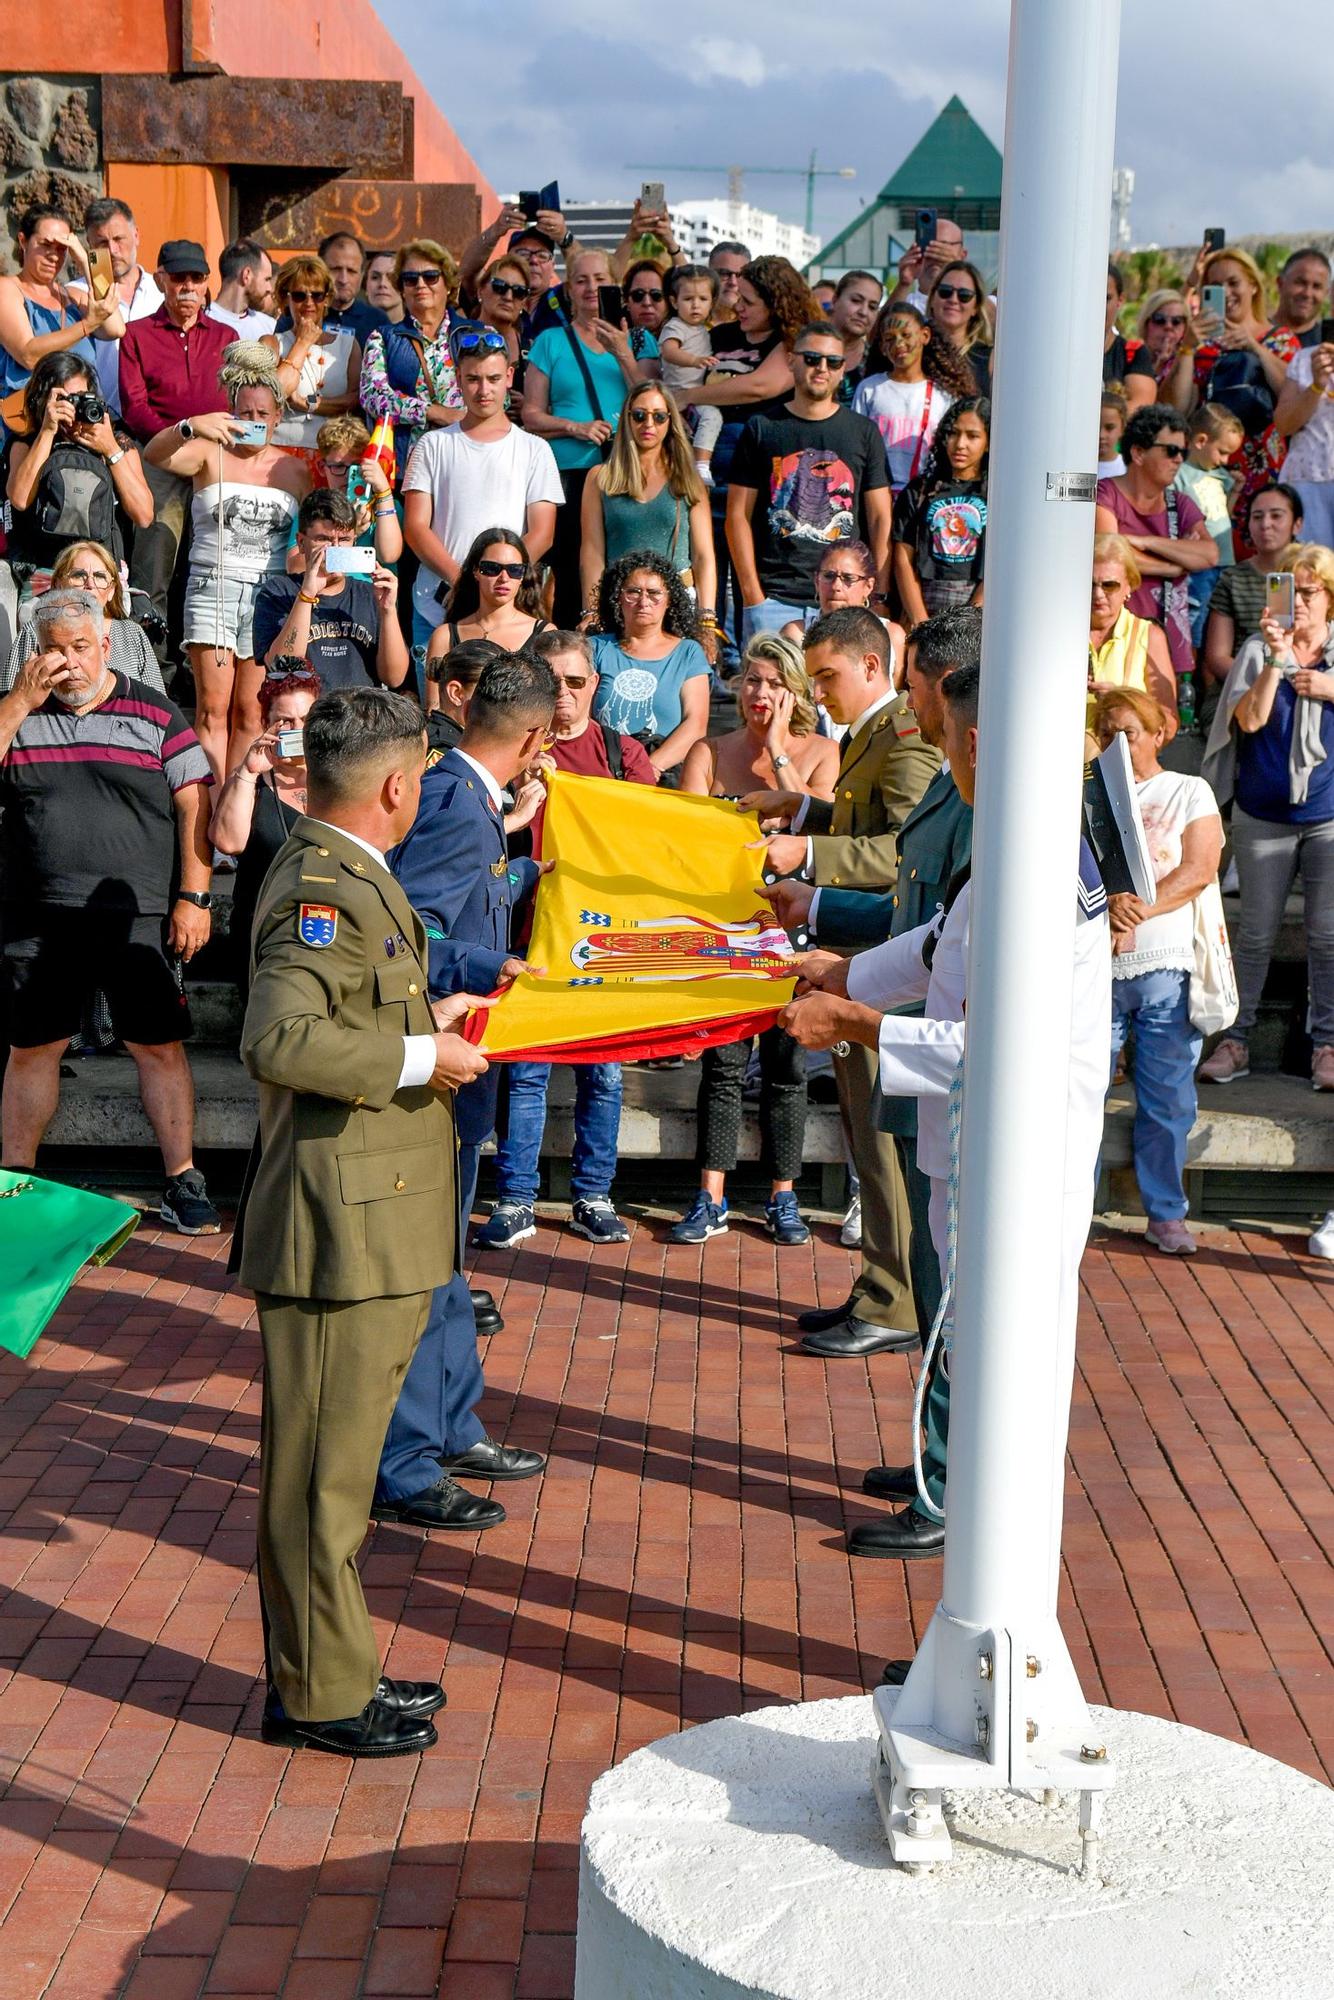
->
xmin=244 ymin=180 xmax=482 ymax=258
xmin=102 ymin=74 xmax=410 ymax=174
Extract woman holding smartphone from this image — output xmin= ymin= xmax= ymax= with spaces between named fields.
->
xmin=1202 ymin=541 xmax=1334 ymax=1090
xmin=210 ymin=665 xmax=322 ymax=993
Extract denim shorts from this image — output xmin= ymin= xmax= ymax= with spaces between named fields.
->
xmin=182 ymin=570 xmax=263 ymax=657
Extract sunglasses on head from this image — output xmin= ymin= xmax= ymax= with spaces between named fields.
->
xmin=450 ymin=322 xmax=509 ymax=360
xmin=287 ymin=289 xmax=327 ymax=304
xmin=628 ymin=287 xmax=663 ymax=303
xmin=477 ymin=558 xmax=526 ymax=579
xmin=400 ymin=268 xmax=443 ymax=286
xmin=488 ymin=277 xmax=531 ymax=299
xmin=794 ymin=350 xmax=845 ymax=369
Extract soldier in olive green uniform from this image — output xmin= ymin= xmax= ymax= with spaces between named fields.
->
xmin=238 ymin=687 xmax=488 ymax=1759
xmin=746 ymin=608 xmax=939 ymax=1358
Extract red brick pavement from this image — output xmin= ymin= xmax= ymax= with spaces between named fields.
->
xmin=0 ymin=1210 xmax=1331 ymax=1997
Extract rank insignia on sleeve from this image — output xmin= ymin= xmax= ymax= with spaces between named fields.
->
xmin=298 ymin=904 xmax=338 ymax=948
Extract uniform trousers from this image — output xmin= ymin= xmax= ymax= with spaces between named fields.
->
xmin=376 ymin=1140 xmax=486 ymax=1503
xmin=257 ymin=1288 xmax=431 ymax=1721
xmin=835 ymin=1042 xmax=916 ymax=1332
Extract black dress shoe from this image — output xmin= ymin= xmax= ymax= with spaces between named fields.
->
xmin=261 ymin=1692 xmax=437 ymax=1757
xmin=470 ymin=1287 xmax=504 ymax=1334
xmin=879 ymin=1658 xmax=914 ymax=1687
xmin=370 ymin=1475 xmax=506 ymax=1530
xmin=795 ymin=1294 xmax=857 ymax=1333
xmin=377 ymin=1676 xmax=446 ymax=1719
xmin=440 ymin=1435 xmax=546 ymax=1482
xmin=800 ymin=1316 xmax=918 ymax=1358
xmin=847 ymin=1506 xmax=946 ymax=1559
xmin=861 ymin=1462 xmax=918 ymax=1502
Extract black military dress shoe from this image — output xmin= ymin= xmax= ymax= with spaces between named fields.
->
xmin=847 ymin=1506 xmax=946 ymax=1559
xmin=261 ymin=1690 xmax=437 ymax=1757
xmin=795 ymin=1294 xmax=857 ymax=1333
xmin=861 ymin=1463 xmax=918 ymax=1501
xmin=470 ymin=1287 xmax=504 ymax=1334
xmin=878 ymin=1659 xmax=914 ymax=1687
xmin=370 ymin=1475 xmax=506 ymax=1530
xmin=440 ymin=1435 xmax=546 ymax=1482
xmin=376 ymin=1676 xmax=446 ymax=1719
xmin=801 ymin=1316 xmax=918 ymax=1358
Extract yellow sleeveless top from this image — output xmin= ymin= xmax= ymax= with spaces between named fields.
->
xmin=1087 ymin=607 xmax=1151 ymax=729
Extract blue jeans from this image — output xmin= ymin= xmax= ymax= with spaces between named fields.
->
xmin=740 ymin=598 xmax=817 ymax=643
xmin=1189 ymin=564 xmax=1222 ymax=648
xmin=495 ymin=1060 xmax=623 ymax=1204
xmin=1108 ymin=967 xmax=1202 ymax=1222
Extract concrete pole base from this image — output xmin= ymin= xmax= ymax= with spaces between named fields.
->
xmin=575 ymin=1696 xmax=1334 ymax=1999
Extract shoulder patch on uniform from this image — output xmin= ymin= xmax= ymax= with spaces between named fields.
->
xmin=425 ymin=747 xmax=444 ymax=770
xmin=298 ymin=904 xmax=339 ymax=948
xmin=892 ymin=711 xmax=921 ymax=738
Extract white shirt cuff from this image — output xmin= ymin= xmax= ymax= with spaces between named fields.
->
xmin=808 ymin=887 xmax=822 ymax=928
xmin=791 ymin=795 xmax=811 ymax=832
xmin=398 ymin=1033 xmax=437 ymax=1089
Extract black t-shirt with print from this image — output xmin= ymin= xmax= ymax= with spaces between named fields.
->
xmin=894 ymin=475 xmax=989 ymax=583
xmin=252 ymin=575 xmax=380 ymax=690
xmin=1103 ymin=333 xmax=1156 ymax=387
xmin=729 ymin=403 xmax=889 ymax=606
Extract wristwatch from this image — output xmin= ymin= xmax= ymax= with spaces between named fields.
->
xmin=177 ymin=419 xmax=194 ymax=440
xmin=106 ymin=447 xmax=125 ymax=467
xmin=772 ymin=753 xmax=792 ymax=772
xmin=559 ymin=229 xmax=575 ymax=251
xmin=177 ymin=890 xmax=212 ymax=910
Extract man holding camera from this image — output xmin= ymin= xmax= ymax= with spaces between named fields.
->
xmin=254 ymin=490 xmax=410 ymax=691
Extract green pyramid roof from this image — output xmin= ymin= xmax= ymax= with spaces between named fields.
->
xmin=878 ymin=95 xmax=1002 ymax=203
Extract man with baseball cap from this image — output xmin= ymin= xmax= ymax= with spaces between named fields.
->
xmin=118 ymin=241 xmax=233 ymax=639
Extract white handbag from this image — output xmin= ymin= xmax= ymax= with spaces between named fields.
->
xmin=1189 ymin=879 xmax=1239 ymax=1036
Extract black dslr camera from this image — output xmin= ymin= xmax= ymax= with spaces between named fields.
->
xmin=70 ymin=391 xmax=107 ymax=425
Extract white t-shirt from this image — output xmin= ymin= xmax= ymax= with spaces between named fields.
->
xmin=209 ymin=303 xmax=278 ymax=339
xmin=1113 ymin=770 xmax=1220 ymax=980
xmin=851 ymin=373 xmax=953 ymax=491
xmin=1280 ymin=346 xmax=1334 ymax=485
xmin=402 ymin=422 xmax=564 ymax=628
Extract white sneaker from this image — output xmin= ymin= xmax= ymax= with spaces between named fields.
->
xmin=696 ymin=460 xmax=714 ymax=487
xmin=1309 ymin=1210 xmax=1334 ymax=1259
xmin=840 ymin=1194 xmax=862 ymax=1247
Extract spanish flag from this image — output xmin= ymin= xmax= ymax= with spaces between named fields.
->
xmin=472 ymin=772 xmax=798 ymax=1062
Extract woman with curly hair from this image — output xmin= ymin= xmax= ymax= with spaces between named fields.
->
xmin=432 ymin=526 xmax=550 ymax=657
xmin=261 ymin=254 xmax=361 ymax=450
xmin=893 ymin=394 xmax=991 ymax=624
xmin=687 ymin=255 xmax=823 ymax=429
xmin=360 ymin=238 xmax=464 ymax=476
xmin=926 ymin=259 xmax=994 ymax=397
xmin=852 ymin=300 xmax=975 ymax=493
xmin=578 ymin=381 xmax=715 ymax=648
xmin=144 ymin=340 xmax=310 ymax=777
xmin=591 ymin=549 xmax=711 ymax=779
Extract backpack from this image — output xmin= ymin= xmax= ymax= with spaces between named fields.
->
xmin=598 ymin=722 xmax=624 ymax=779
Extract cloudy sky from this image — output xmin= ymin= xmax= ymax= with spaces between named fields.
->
xmin=372 ymin=0 xmax=1331 ymax=252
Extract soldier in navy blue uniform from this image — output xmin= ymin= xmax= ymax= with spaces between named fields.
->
xmin=372 ymin=655 xmax=558 ymax=1529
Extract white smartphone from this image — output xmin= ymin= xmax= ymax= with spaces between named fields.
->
xmin=323 ymin=545 xmax=376 ymax=576
xmin=276 ymin=727 xmax=305 ymax=758
xmin=1265 ymin=572 xmax=1295 ymax=630
xmin=641 ymin=181 xmax=665 ymax=211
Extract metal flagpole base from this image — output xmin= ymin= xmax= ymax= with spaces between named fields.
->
xmin=871 ymin=1607 xmax=1116 ymax=1873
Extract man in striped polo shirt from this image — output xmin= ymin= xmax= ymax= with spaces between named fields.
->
xmin=0 ymin=588 xmax=220 ymax=1233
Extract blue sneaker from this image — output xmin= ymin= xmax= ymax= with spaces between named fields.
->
xmin=569 ymin=1197 xmax=630 ymax=1244
xmin=669 ymin=1191 xmax=729 ymax=1244
xmin=765 ymin=1190 xmax=810 ymax=1246
xmin=475 ymin=1200 xmax=536 ymax=1250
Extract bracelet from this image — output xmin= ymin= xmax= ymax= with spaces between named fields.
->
xmin=697 ymin=612 xmax=717 ymax=625
xmin=297 ymin=590 xmax=321 ymax=605
xmin=374 ymin=503 xmax=396 ymax=517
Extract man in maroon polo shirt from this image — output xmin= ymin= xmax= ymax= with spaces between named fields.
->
xmin=119 ymin=240 xmax=234 ymax=637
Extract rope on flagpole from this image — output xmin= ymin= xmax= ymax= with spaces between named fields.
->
xmin=911 ymin=1055 xmax=965 ymax=1522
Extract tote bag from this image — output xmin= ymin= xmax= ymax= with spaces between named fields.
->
xmin=0 ymin=1170 xmax=140 ymax=1359
xmin=1189 ymin=879 xmax=1239 ymax=1037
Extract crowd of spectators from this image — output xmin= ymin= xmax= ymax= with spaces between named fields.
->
xmin=0 ymin=189 xmax=1331 ymax=1264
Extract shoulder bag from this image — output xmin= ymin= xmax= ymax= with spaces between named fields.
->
xmin=1188 ymin=878 xmax=1239 ymax=1036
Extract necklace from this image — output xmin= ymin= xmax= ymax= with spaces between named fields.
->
xmin=270 ymin=770 xmax=307 ymax=836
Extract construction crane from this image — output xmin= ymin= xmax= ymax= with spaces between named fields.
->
xmin=625 ymin=152 xmax=855 ymax=236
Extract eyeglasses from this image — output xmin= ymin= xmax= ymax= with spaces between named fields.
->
xmin=1090 ymin=578 xmax=1126 ymax=594
xmin=488 ymin=277 xmax=531 ymax=299
xmin=794 ymin=350 xmax=845 ymax=370
xmin=286 ymin=289 xmax=328 ymax=304
xmin=819 ymin=570 xmax=870 ymax=586
xmin=934 ymin=284 xmax=977 ymax=303
xmin=629 ymin=407 xmax=670 ymax=425
xmin=1295 ymin=583 xmax=1327 ymax=603
xmin=400 ymin=269 xmax=444 ymax=286
xmin=554 ymin=674 xmax=589 ymax=690
xmin=1154 ymin=441 xmax=1187 ymax=460
xmin=477 ymin=559 xmax=526 ymax=579
xmin=1148 ymin=313 xmax=1187 ymax=328
xmin=450 ymin=322 xmax=509 ymax=359
xmin=628 ymin=287 xmax=664 ymax=303
xmin=622 ymin=586 xmax=666 ymax=601
xmin=65 ymin=568 xmax=112 ymax=587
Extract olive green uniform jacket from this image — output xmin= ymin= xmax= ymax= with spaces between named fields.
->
xmin=804 ymin=693 xmax=941 ymax=891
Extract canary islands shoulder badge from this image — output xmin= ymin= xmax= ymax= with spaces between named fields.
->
xmin=298 ymin=903 xmax=339 ymax=948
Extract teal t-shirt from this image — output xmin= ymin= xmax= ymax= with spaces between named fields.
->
xmin=528 ymin=326 xmax=660 ymax=472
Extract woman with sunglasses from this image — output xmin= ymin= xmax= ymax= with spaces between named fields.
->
xmin=1136 ymin=288 xmax=1193 ymax=394
xmin=3 ymin=538 xmax=164 ymax=695
xmin=523 ymin=246 xmax=655 ymax=624
xmin=578 ymin=382 xmax=716 ymax=656
xmin=1095 ymin=404 xmax=1218 ymax=690
xmin=1087 ymin=535 xmax=1178 ymax=740
xmin=262 ymin=256 xmax=361 ymax=451
xmin=0 ymin=203 xmax=123 ymax=419
xmin=477 ymin=254 xmax=533 ymax=389
xmin=210 ymin=664 xmax=322 ymax=995
xmin=361 ymin=238 xmax=464 ymax=478
xmin=434 ymin=528 xmax=550 ymax=658
xmin=926 ymin=260 xmax=994 ymax=397
xmin=622 ymin=258 xmax=671 ymax=355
